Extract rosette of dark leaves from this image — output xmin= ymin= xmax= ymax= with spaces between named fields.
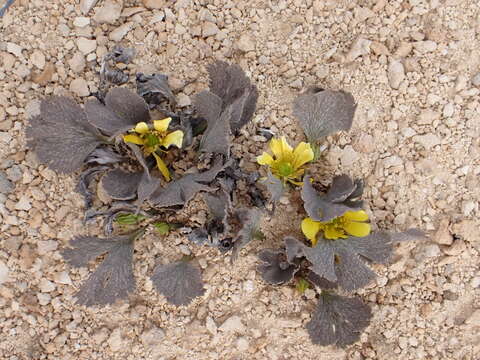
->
xmin=62 ymin=229 xmax=143 ymax=306
xmin=307 ymin=293 xmax=372 ymax=347
xmin=151 ymin=259 xmax=205 ymax=306
xmin=302 ymin=174 xmax=363 ymax=222
xmin=293 ymin=87 xmax=357 ymax=143
xmin=194 ymin=61 xmax=258 ymax=157
xmin=257 ymin=248 xmax=299 ymax=285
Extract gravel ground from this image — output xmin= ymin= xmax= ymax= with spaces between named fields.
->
xmin=1 ymin=0 xmax=479 ymax=359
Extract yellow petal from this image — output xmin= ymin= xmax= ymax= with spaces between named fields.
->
xmin=324 ymin=226 xmax=346 ymax=240
xmin=292 ymin=142 xmax=314 ymax=169
xmin=153 ymin=117 xmax=172 ymax=132
xmin=301 ymin=218 xmax=321 ymax=246
xmin=343 ymin=210 xmax=369 ymax=222
xmin=279 ymin=136 xmax=293 ymax=156
xmin=152 ymin=152 xmax=171 ymax=181
xmin=257 ymin=152 xmax=274 ymax=166
xmin=269 ymin=138 xmax=282 ymax=159
xmin=134 ymin=122 xmax=149 ymax=134
xmin=343 ymin=221 xmax=371 ymax=238
xmin=162 ymin=130 xmax=184 ymax=149
xmin=123 ymin=134 xmax=145 ymax=145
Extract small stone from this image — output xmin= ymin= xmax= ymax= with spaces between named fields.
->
xmin=6 ymin=42 xmax=23 ymax=58
xmin=73 ymin=17 xmax=90 ymax=27
xmin=68 ymin=52 xmax=86 ymax=73
xmin=178 ymin=244 xmax=191 ymax=255
xmin=353 ymin=134 xmax=375 ymax=153
xmin=0 ymin=261 xmax=9 ymax=284
xmin=462 ymin=200 xmax=476 ymax=216
xmin=434 ymin=218 xmax=453 ymax=245
xmin=414 ymin=134 xmax=441 ymax=149
xmin=177 ymin=93 xmax=191 ymax=107
xmin=202 ymin=22 xmax=219 ymax=37
xmin=243 ymin=280 xmax=255 ymax=293
xmin=395 ymin=42 xmax=412 ymax=57
xmin=370 ymin=41 xmax=389 ymax=56
xmin=236 ymin=337 xmax=249 ymax=351
xmin=30 ymin=50 xmax=46 ymax=70
xmin=39 ymin=279 xmax=56 ymax=292
xmin=80 ymin=0 xmax=99 ymax=14
xmin=383 ymin=155 xmax=402 ymax=168
xmin=345 ymin=37 xmax=371 ymax=62
xmin=109 ymin=23 xmax=133 ymax=42
xmin=205 ymin=317 xmax=217 ymax=335
xmin=388 ymin=60 xmax=405 ymax=89
xmin=442 ymin=103 xmax=454 ymax=118
xmin=471 ymin=277 xmax=480 ymax=288
xmin=93 ymin=1 xmax=123 ymax=24
xmin=108 ymin=329 xmax=123 ymax=352
xmin=418 ymin=110 xmax=439 ymax=125
xmin=340 ymin=145 xmax=359 ymax=167
xmin=54 ymin=271 xmax=72 ymax=285
xmin=472 ymin=73 xmax=480 ymax=87
xmin=70 ymin=78 xmax=90 ymax=97
xmin=37 ymin=293 xmax=51 ymax=305
xmin=37 ymin=240 xmax=58 ymax=255
xmin=455 ymin=75 xmax=468 ymax=92
xmin=142 ymin=0 xmax=166 ymax=9
xmin=77 ymin=38 xmax=97 ymax=55
xmin=421 ymin=244 xmax=441 ymax=258
xmin=140 ymin=327 xmax=165 ymax=346
xmin=32 ymin=63 xmax=55 ymax=86
xmin=15 ymin=195 xmax=31 ymax=211
xmin=220 ymin=316 xmax=246 ymax=334
xmin=0 ymin=172 xmax=14 ymax=194
xmin=413 ymin=40 xmax=437 ymax=53
xmin=236 ymin=34 xmax=255 ymax=52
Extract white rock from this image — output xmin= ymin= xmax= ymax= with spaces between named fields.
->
xmin=54 ymin=271 xmax=72 ymax=285
xmin=37 ymin=240 xmax=58 ymax=255
xmin=202 ymin=22 xmax=219 ymax=37
xmin=414 ymin=134 xmax=441 ymax=149
xmin=236 ymin=34 xmax=255 ymax=52
xmin=383 ymin=155 xmax=403 ymax=168
xmin=15 ymin=195 xmax=31 ymax=211
xmin=177 ymin=93 xmax=191 ymax=107
xmin=388 ymin=60 xmax=405 ymax=89
xmin=442 ymin=103 xmax=454 ymax=118
xmin=206 ymin=316 xmax=217 ymax=335
xmin=413 ymin=40 xmax=437 ymax=53
xmin=472 ymin=73 xmax=480 ymax=87
xmin=109 ymin=22 xmax=133 ymax=42
xmin=140 ymin=327 xmax=165 ymax=346
xmin=243 ymin=280 xmax=255 ymax=293
xmin=340 ymin=145 xmax=359 ymax=167
xmin=220 ymin=316 xmax=245 ymax=334
xmin=462 ymin=200 xmax=476 ymax=216
xmin=39 ymin=278 xmax=56 ymax=292
xmin=94 ymin=1 xmax=123 ymax=24
xmin=70 ymin=78 xmax=90 ymax=97
xmin=73 ymin=17 xmax=91 ymax=27
xmin=68 ymin=52 xmax=86 ymax=73
xmin=80 ymin=0 xmax=99 ymax=14
xmin=108 ymin=328 xmax=123 ymax=352
xmin=434 ymin=218 xmax=453 ymax=245
xmin=418 ymin=110 xmax=439 ymax=125
xmin=77 ymin=37 xmax=97 ymax=55
xmin=6 ymin=42 xmax=23 ymax=57
xmin=345 ymin=37 xmax=371 ymax=62
xmin=0 ymin=261 xmax=9 ymax=284
xmin=37 ymin=293 xmax=51 ymax=305
xmin=236 ymin=337 xmax=249 ymax=351
xmin=30 ymin=50 xmax=46 ymax=70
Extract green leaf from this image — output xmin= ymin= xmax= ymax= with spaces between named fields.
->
xmin=115 ymin=213 xmax=147 ymax=225
xmin=153 ymin=222 xmax=171 ymax=235
xmin=296 ymin=278 xmax=310 ymax=294
xmin=253 ymin=229 xmax=265 ymax=241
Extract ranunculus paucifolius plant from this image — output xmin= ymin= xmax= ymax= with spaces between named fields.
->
xmin=257 ymin=175 xmax=426 ymax=347
xmin=26 ymin=57 xmax=262 ymax=307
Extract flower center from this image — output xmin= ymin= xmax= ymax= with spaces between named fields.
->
xmin=277 ymin=161 xmax=294 ymax=177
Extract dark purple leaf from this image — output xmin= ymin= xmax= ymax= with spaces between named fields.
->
xmin=257 ymin=249 xmax=299 ymax=285
xmin=136 ymin=73 xmax=176 ymax=106
xmin=102 ymin=169 xmax=142 ymax=200
xmin=231 ymin=208 xmax=262 ymax=261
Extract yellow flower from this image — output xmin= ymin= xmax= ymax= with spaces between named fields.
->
xmin=257 ymin=137 xmax=314 ymax=184
xmin=123 ymin=117 xmax=184 ymax=181
xmin=301 ymin=210 xmax=371 ymax=245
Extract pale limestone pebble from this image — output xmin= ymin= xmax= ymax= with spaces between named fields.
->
xmin=442 ymin=240 xmax=466 ymax=256
xmin=454 ymin=75 xmax=468 ymax=92
xmin=39 ymin=278 xmax=56 ymax=293
xmin=413 ymin=133 xmax=441 ymax=149
xmin=472 ymin=73 xmax=480 ymax=87
xmin=15 ymin=195 xmax=31 ymax=211
xmin=236 ymin=337 xmax=250 ymax=352
xmin=141 ymin=326 xmax=165 ymax=346
xmin=177 ymin=93 xmax=191 ymax=107
xmin=30 ymin=50 xmax=46 ymax=70
xmin=236 ymin=33 xmax=255 ymax=52
xmin=37 ymin=293 xmax=51 ymax=305
xmin=353 ymin=133 xmax=375 ymax=153
xmin=413 ymin=40 xmax=437 ymax=54
xmin=70 ymin=78 xmax=90 ymax=97
xmin=73 ymin=17 xmax=90 ymax=28
xmin=80 ymin=0 xmax=99 ymax=14
xmin=109 ymin=22 xmax=133 ymax=42
xmin=37 ymin=240 xmax=58 ymax=255
xmin=345 ymin=37 xmax=371 ymax=62
xmin=142 ymin=0 xmax=165 ymax=9
xmin=76 ymin=37 xmax=97 ymax=55
xmin=383 ymin=155 xmax=403 ymax=168
xmin=0 ymin=260 xmax=9 ymax=284
xmin=462 ymin=200 xmax=476 ymax=216
xmin=205 ymin=316 xmax=217 ymax=335
xmin=53 ymin=271 xmax=72 ymax=285
xmin=68 ymin=52 xmax=86 ymax=73
xmin=6 ymin=42 xmax=23 ymax=58
xmin=178 ymin=244 xmax=191 ymax=255
xmin=219 ymin=315 xmax=245 ymax=333
xmin=202 ymin=22 xmax=219 ymax=37
xmin=108 ymin=328 xmax=124 ymax=352
xmin=370 ymin=41 xmax=389 ymax=56
xmin=388 ymin=60 xmax=405 ymax=89
xmin=442 ymin=103 xmax=454 ymax=118
xmin=395 ymin=42 xmax=413 ymax=58
xmin=434 ymin=218 xmax=453 ymax=245
xmin=121 ymin=7 xmax=146 ymax=17
xmin=340 ymin=145 xmax=359 ymax=167
xmin=417 ymin=109 xmax=439 ymax=125
xmin=93 ymin=0 xmax=123 ymax=24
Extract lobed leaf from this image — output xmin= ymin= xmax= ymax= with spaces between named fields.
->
xmin=261 ymin=171 xmax=285 ymax=203
xmin=62 ymin=231 xmax=141 ymax=306
xmin=306 ymin=294 xmax=372 ymax=347
xmin=102 ymin=169 xmax=143 ymax=200
xmin=293 ymin=89 xmax=356 ymax=142
xmin=151 ymin=260 xmax=205 ymax=306
xmin=26 ymin=97 xmax=102 ymax=173
xmin=257 ymin=249 xmax=299 ymax=285
xmin=136 ymin=73 xmax=176 ymax=106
